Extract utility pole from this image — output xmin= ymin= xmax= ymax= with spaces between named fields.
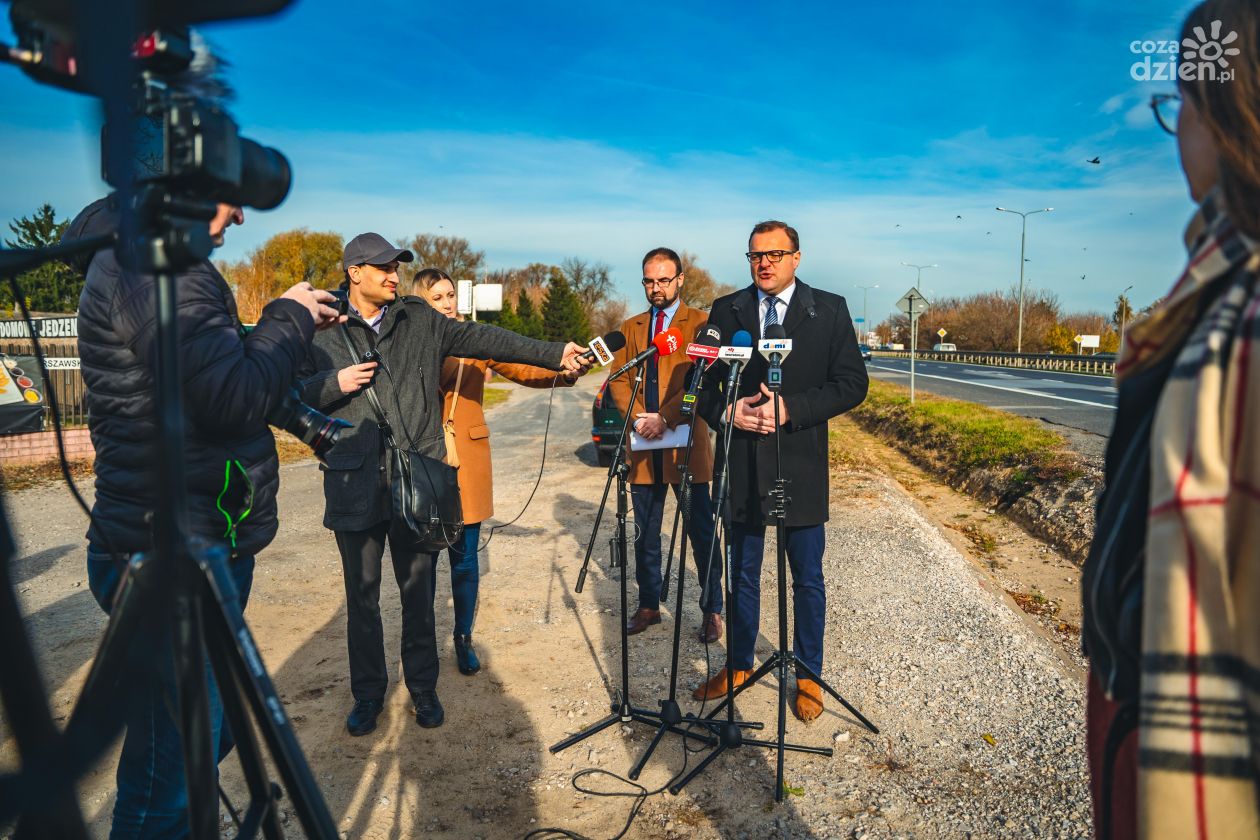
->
xmin=995 ymin=206 xmax=1053 ymax=353
xmin=855 ymin=284 xmax=878 ymax=344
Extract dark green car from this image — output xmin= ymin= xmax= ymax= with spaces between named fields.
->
xmin=591 ymin=376 xmax=623 ymax=467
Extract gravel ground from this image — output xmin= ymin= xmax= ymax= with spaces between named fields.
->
xmin=0 ymin=379 xmax=1092 ymax=838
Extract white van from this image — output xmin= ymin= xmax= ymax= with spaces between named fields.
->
xmin=932 ymin=343 xmax=957 ymax=352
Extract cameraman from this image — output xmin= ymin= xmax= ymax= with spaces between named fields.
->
xmin=64 ymin=196 xmax=340 ymax=839
xmin=300 ymin=233 xmax=591 ymax=735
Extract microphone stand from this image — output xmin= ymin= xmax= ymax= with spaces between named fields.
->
xmin=692 ymin=359 xmax=879 ymax=801
xmin=552 ymin=362 xmax=713 ymax=756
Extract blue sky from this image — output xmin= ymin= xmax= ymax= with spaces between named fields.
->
xmin=1 ymin=0 xmax=1204 ymax=323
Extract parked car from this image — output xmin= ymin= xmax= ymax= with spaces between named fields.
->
xmin=858 ymin=343 xmax=872 ymax=362
xmin=591 ymin=376 xmax=624 ymax=467
xmin=932 ymin=343 xmax=958 ymax=352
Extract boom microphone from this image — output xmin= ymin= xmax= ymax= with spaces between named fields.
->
xmin=580 ymin=330 xmax=626 ymax=366
xmin=606 ymin=327 xmax=684 ymax=380
xmin=680 ymin=325 xmax=722 ymax=417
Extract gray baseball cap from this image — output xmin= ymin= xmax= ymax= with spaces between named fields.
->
xmin=342 ymin=232 xmax=414 ymax=270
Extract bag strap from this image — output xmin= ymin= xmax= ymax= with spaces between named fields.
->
xmin=447 ymin=361 xmax=464 ymax=426
xmin=337 ymin=322 xmax=399 ymax=450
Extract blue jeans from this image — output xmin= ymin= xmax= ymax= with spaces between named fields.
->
xmin=429 ymin=522 xmax=482 ymax=636
xmin=87 ymin=546 xmax=255 ymax=840
xmin=727 ymin=523 xmax=826 ymax=676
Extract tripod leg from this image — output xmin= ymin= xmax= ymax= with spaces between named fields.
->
xmin=549 ymin=711 xmax=621 ymax=754
xmin=667 ymin=744 xmax=728 ymax=796
xmin=628 ymin=721 xmax=669 ymax=781
xmin=792 ymin=659 xmax=879 ymax=734
xmin=704 ymin=654 xmax=778 ymax=720
xmin=198 ymin=546 xmax=340 ymax=839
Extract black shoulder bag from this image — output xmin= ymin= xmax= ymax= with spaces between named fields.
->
xmin=337 ymin=323 xmax=463 ymax=552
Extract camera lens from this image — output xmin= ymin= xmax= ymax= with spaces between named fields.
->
xmin=236 ymin=139 xmax=291 ymax=210
xmin=267 ymin=387 xmax=350 ymax=461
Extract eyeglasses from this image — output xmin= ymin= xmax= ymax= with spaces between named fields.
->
xmin=1150 ymin=93 xmax=1181 ymax=136
xmin=745 ymin=250 xmax=798 ymax=264
xmin=641 ymin=273 xmax=680 ymax=287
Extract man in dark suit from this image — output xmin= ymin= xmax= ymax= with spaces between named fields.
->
xmin=607 ymin=247 xmax=723 ymax=644
xmin=692 ymin=220 xmax=868 ymax=722
xmin=301 ymin=233 xmax=590 ymax=736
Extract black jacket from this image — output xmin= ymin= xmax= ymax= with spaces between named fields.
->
xmin=697 ymin=281 xmax=868 ymax=526
xmin=67 ymin=198 xmax=315 ymax=557
xmin=300 ymin=296 xmax=565 ymax=532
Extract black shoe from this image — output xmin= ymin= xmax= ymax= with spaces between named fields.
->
xmin=346 ymin=699 xmax=384 ymax=737
xmin=454 ymin=634 xmax=481 ymax=675
xmin=413 ymin=689 xmax=445 ymax=728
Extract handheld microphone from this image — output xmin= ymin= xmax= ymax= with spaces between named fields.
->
xmin=758 ymin=324 xmax=792 ymax=391
xmin=721 ymin=329 xmax=754 ymax=394
xmin=606 ymin=326 xmax=684 ymax=380
xmin=680 ymin=325 xmax=722 ymax=417
xmin=579 ymin=330 xmax=625 ymax=366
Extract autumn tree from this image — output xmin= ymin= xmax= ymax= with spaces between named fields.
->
xmin=678 ymin=251 xmax=737 ymax=310
xmin=589 ymin=298 xmax=628 ymax=338
xmin=3 ymin=204 xmax=80 ymax=313
xmin=220 ymin=229 xmax=343 ymax=322
xmin=405 ymin=234 xmax=485 ymax=283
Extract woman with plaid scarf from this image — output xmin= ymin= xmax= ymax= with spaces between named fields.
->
xmin=1083 ymin=2 xmax=1260 ymax=838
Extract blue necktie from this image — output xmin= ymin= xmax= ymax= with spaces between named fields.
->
xmin=763 ymin=295 xmax=780 ymax=334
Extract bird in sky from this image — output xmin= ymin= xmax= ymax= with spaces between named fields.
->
xmin=895 ymin=224 xmax=901 ymax=228
xmin=956 ymin=215 xmax=963 ymax=220
xmin=986 ymin=231 xmax=991 ymax=235
xmin=1087 ymin=156 xmax=1101 ymax=165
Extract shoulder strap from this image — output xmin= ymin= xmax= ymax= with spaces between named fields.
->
xmin=447 ymin=361 xmax=464 ymax=425
xmin=337 ymin=322 xmax=398 ymax=450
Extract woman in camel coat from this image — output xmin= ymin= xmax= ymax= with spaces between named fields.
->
xmin=406 ymin=268 xmax=576 ymax=675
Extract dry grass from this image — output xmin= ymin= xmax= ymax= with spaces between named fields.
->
xmin=481 ymin=388 xmax=512 ymax=411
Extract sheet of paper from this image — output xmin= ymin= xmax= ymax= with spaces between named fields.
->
xmin=629 ymin=424 xmax=693 ymax=451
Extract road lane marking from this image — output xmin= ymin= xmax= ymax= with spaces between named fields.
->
xmin=868 ymin=365 xmax=1116 ymax=409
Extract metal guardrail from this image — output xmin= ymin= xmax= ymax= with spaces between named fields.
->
xmin=872 ymin=349 xmax=1116 ymax=376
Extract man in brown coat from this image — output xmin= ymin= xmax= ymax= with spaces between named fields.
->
xmin=607 ymin=247 xmax=723 ymax=643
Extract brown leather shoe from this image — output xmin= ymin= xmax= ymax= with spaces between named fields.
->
xmin=691 ymin=667 xmax=752 ymax=701
xmin=697 ymin=612 xmax=724 ymax=644
xmin=794 ymin=678 xmax=824 ymax=722
xmin=625 ymin=607 xmax=661 ymax=635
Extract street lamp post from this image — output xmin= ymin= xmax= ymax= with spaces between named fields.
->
xmin=855 ymin=284 xmax=878 ymax=343
xmin=901 ymin=262 xmax=937 ymax=287
xmin=1119 ymin=284 xmax=1134 ymax=345
xmin=995 ymin=206 xmax=1053 ymax=354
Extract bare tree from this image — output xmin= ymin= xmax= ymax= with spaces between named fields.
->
xmin=678 ymin=251 xmax=737 ymax=310
xmin=403 ymin=233 xmax=485 ymax=283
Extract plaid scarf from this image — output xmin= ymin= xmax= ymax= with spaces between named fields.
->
xmin=1120 ymin=190 xmax=1260 ymax=839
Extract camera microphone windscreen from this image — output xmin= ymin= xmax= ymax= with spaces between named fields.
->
xmin=732 ymin=329 xmax=752 ymax=347
xmin=652 ymin=327 xmax=684 ymax=357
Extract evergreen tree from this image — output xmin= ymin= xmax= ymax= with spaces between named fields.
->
xmin=515 ymin=289 xmax=545 ymax=340
xmin=493 ymin=298 xmax=523 ymax=334
xmin=3 ymin=204 xmax=80 ymax=313
xmin=542 ymin=274 xmax=590 ymax=344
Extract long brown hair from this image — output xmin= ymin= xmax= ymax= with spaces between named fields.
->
xmin=402 ymin=266 xmax=452 ymax=297
xmin=1180 ymin=0 xmax=1260 ymax=237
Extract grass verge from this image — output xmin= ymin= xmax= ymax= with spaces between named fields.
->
xmin=838 ymin=379 xmax=1080 ymax=492
xmin=481 ymin=387 xmax=512 ymax=411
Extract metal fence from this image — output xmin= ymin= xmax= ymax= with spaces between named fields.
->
xmin=872 ymin=349 xmax=1116 ymax=376
xmin=1 ymin=338 xmax=87 ymax=427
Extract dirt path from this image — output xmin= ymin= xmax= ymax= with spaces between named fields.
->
xmin=1 ymin=377 xmax=1090 ymax=838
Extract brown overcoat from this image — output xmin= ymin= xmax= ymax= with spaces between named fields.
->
xmin=439 ymin=357 xmax=571 ymax=524
xmin=606 ymin=301 xmax=714 ymax=485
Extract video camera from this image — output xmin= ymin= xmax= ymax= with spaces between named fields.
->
xmin=6 ymin=7 xmax=291 ymax=210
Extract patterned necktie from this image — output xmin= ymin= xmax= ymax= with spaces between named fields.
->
xmin=763 ymin=295 xmax=780 ymax=334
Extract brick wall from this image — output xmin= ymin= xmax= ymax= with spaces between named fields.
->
xmin=0 ymin=428 xmax=94 ymax=465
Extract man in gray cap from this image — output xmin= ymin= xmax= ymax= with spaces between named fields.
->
xmin=301 ymin=233 xmax=591 ymax=735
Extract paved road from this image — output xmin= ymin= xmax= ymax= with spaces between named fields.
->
xmin=867 ymin=357 xmax=1117 ymax=438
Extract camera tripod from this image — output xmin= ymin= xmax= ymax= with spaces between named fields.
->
xmin=0 ymin=197 xmax=338 ymax=839
xmin=551 ymin=362 xmax=715 ymax=757
xmin=669 ymin=351 xmax=877 ymax=801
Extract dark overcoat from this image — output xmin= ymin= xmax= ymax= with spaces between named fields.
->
xmin=300 ymin=295 xmax=565 ymax=532
xmin=696 ymin=280 xmax=868 ymax=526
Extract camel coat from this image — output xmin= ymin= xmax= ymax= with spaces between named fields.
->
xmin=439 ymin=357 xmax=571 ymax=524
xmin=606 ymin=301 xmax=714 ymax=485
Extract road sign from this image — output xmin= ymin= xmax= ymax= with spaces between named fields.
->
xmin=896 ymin=287 xmax=929 ymax=315
xmin=1080 ymin=334 xmax=1100 ymax=349
xmin=854 ymin=317 xmax=865 ymax=324
xmin=937 ymin=328 xmax=947 ymax=338
xmin=1073 ymin=334 xmax=1082 ymax=344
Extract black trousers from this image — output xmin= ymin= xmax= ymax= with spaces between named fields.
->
xmin=334 ymin=517 xmax=438 ymax=701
